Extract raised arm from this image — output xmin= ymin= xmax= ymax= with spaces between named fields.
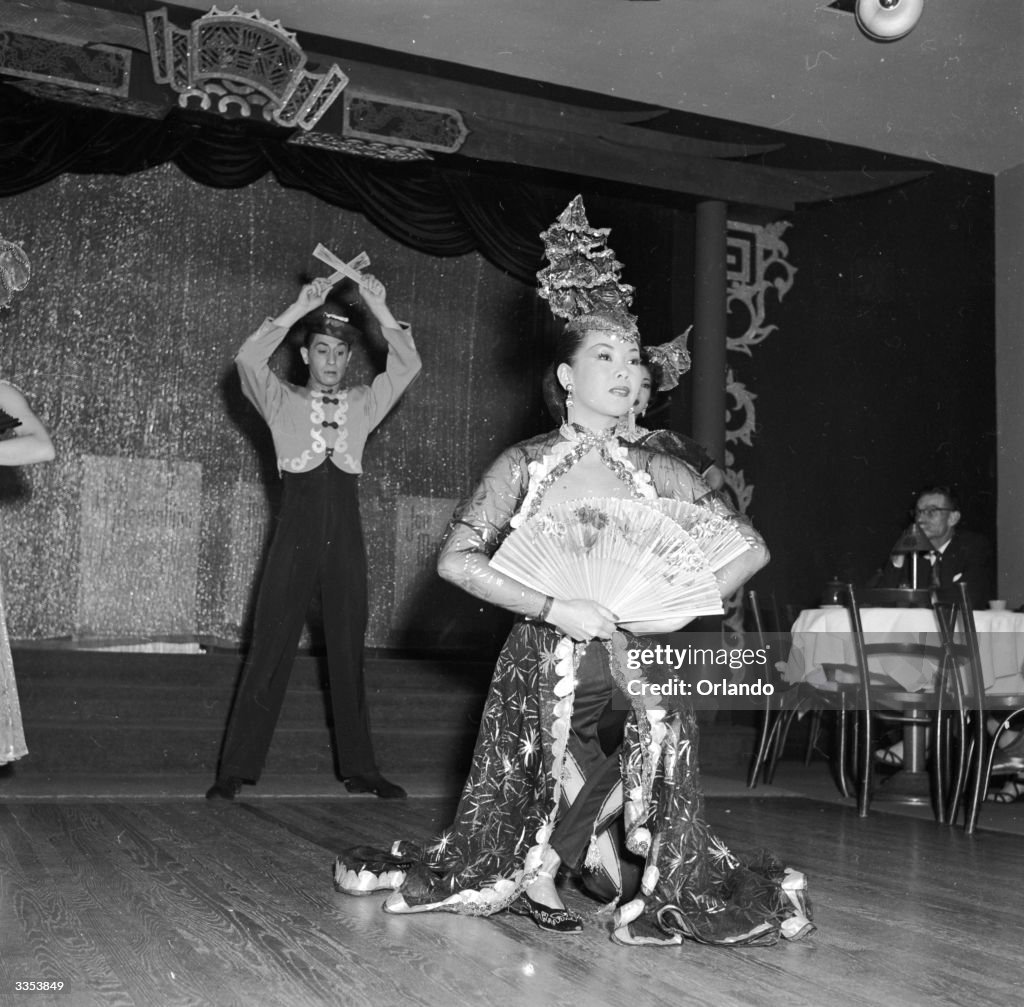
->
xmin=235 ymin=277 xmax=334 ymax=416
xmin=0 ymin=383 xmax=54 ymax=466
xmin=357 ymin=274 xmax=422 ymax=429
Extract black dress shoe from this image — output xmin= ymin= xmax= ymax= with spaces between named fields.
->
xmin=344 ymin=773 xmax=407 ymax=799
xmin=205 ymin=776 xmax=243 ymax=800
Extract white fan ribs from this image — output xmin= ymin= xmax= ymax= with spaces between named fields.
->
xmin=491 ymin=497 xmax=749 ymax=629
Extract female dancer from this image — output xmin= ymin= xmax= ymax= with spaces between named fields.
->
xmin=335 ymin=311 xmax=812 ymax=946
xmin=0 ymin=381 xmax=55 ymax=765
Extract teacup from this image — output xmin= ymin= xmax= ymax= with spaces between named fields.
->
xmin=989 ymin=600 xmax=1008 ymax=611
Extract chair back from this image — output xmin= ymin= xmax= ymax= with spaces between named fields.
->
xmin=856 ymin=587 xmax=932 ymax=609
xmin=748 ymin=588 xmax=768 ymax=647
xmin=840 ymin=582 xmax=871 ymax=688
xmin=931 ymin=582 xmax=987 ymax=830
xmin=839 ymin=581 xmax=965 ymax=820
xmin=747 ymin=588 xmax=794 ymax=662
xmin=931 ymin=583 xmax=985 ymax=708
xmin=746 ymin=588 xmax=811 ymax=789
xmin=843 ymin=584 xmax=945 ymax=686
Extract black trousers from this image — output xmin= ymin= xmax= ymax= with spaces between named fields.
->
xmin=218 ymin=464 xmax=378 ymax=782
xmin=550 ymin=644 xmax=628 ymax=869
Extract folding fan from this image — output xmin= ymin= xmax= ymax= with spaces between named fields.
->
xmin=643 ymin=497 xmax=750 ymax=572
xmin=490 ymin=497 xmax=749 ymax=629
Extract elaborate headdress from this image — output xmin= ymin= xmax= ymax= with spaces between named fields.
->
xmin=537 ymin=195 xmax=639 ymax=345
xmin=0 ymin=236 xmax=31 ymax=310
xmin=644 ymin=327 xmax=693 ymax=391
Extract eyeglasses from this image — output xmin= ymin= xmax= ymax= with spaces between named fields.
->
xmin=915 ymin=506 xmax=952 ymax=518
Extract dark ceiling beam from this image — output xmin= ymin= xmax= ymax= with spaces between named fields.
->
xmin=456 ymin=111 xmax=928 ymax=210
xmin=5 ymin=0 xmax=930 ymax=210
xmin=317 ymin=56 xmax=785 ymax=163
xmin=0 ymin=0 xmax=145 ymax=48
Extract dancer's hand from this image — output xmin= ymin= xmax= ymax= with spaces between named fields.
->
xmin=273 ymin=277 xmax=334 ymax=327
xmin=357 ymin=273 xmax=387 ymax=309
xmin=294 ymin=276 xmax=334 ymax=312
xmin=358 ymin=273 xmax=400 ymax=330
xmin=547 ymin=599 xmax=618 ymax=641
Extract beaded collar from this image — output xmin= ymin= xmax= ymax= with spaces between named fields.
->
xmin=511 ymin=423 xmax=655 ymax=528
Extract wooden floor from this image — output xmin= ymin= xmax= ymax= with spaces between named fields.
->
xmin=2 ymin=791 xmax=1023 ymax=1007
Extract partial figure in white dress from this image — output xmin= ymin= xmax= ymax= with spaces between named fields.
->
xmin=0 ymin=380 xmax=55 ymax=765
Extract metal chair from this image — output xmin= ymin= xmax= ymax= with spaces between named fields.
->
xmin=794 ymin=587 xmax=933 ymax=769
xmin=842 ymin=582 xmax=968 ymax=820
xmin=932 ymin=582 xmax=1024 ymax=834
xmin=747 ymin=589 xmax=787 ymax=787
xmin=746 ymin=589 xmax=851 ymax=795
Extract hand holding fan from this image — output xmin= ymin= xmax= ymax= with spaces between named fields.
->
xmin=490 ymin=497 xmax=747 ymax=631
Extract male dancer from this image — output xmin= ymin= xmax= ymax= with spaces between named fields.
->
xmin=207 ymin=271 xmax=420 ymax=800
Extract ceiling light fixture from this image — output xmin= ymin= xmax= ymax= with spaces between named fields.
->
xmin=854 ymin=0 xmax=924 ymax=41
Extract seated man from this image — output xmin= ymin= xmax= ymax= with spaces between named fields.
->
xmin=878 ymin=485 xmax=993 ymax=610
xmin=874 ymin=485 xmax=995 ymax=769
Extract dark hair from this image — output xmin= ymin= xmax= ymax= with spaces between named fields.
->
xmin=637 ymin=350 xmax=667 ymax=417
xmin=296 ymin=308 xmax=361 ymax=350
xmin=638 ymin=351 xmax=663 ymax=387
xmin=541 ymin=365 xmax=566 ymax=424
xmin=541 ymin=310 xmax=639 ymax=424
xmin=541 ymin=324 xmax=585 ymax=424
xmin=916 ymin=484 xmax=961 ymax=512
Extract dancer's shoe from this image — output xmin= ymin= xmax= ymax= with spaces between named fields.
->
xmin=205 ymin=776 xmax=243 ymax=800
xmin=344 ymin=773 xmax=407 ymax=799
xmin=511 ymin=892 xmax=584 ymax=933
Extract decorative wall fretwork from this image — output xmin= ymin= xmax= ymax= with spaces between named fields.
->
xmin=721 ymin=220 xmax=797 ymax=628
xmin=288 ymin=131 xmax=432 ymax=162
xmin=145 ymin=6 xmax=348 ymax=131
xmin=343 ymin=92 xmax=469 ymax=154
xmin=726 ymin=221 xmax=797 ymax=357
xmin=2 ymin=79 xmax=164 ymax=119
xmin=0 ymin=30 xmax=131 ymax=96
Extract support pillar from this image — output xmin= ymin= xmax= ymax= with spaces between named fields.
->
xmin=691 ymin=200 xmax=728 ymax=466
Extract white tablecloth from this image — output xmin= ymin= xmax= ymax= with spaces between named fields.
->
xmin=783 ymin=607 xmax=1024 ymax=694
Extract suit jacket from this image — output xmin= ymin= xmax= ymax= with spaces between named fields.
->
xmin=881 ymin=529 xmax=993 ymax=609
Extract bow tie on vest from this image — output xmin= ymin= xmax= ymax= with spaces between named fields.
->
xmin=321 ymin=420 xmax=340 ymax=429
xmin=317 ymin=396 xmax=340 ymax=405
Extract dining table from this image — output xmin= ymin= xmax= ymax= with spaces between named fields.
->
xmin=782 ymin=604 xmax=1024 ymax=803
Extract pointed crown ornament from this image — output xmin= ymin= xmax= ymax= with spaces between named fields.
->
xmin=537 ymin=195 xmax=639 ymax=345
xmin=645 ymin=327 xmax=693 ymax=391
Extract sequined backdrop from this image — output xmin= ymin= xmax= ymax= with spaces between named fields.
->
xmin=0 ymin=164 xmax=552 ymax=647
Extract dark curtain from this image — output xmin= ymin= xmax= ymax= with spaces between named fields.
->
xmin=0 ymin=85 xmax=559 ymax=285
